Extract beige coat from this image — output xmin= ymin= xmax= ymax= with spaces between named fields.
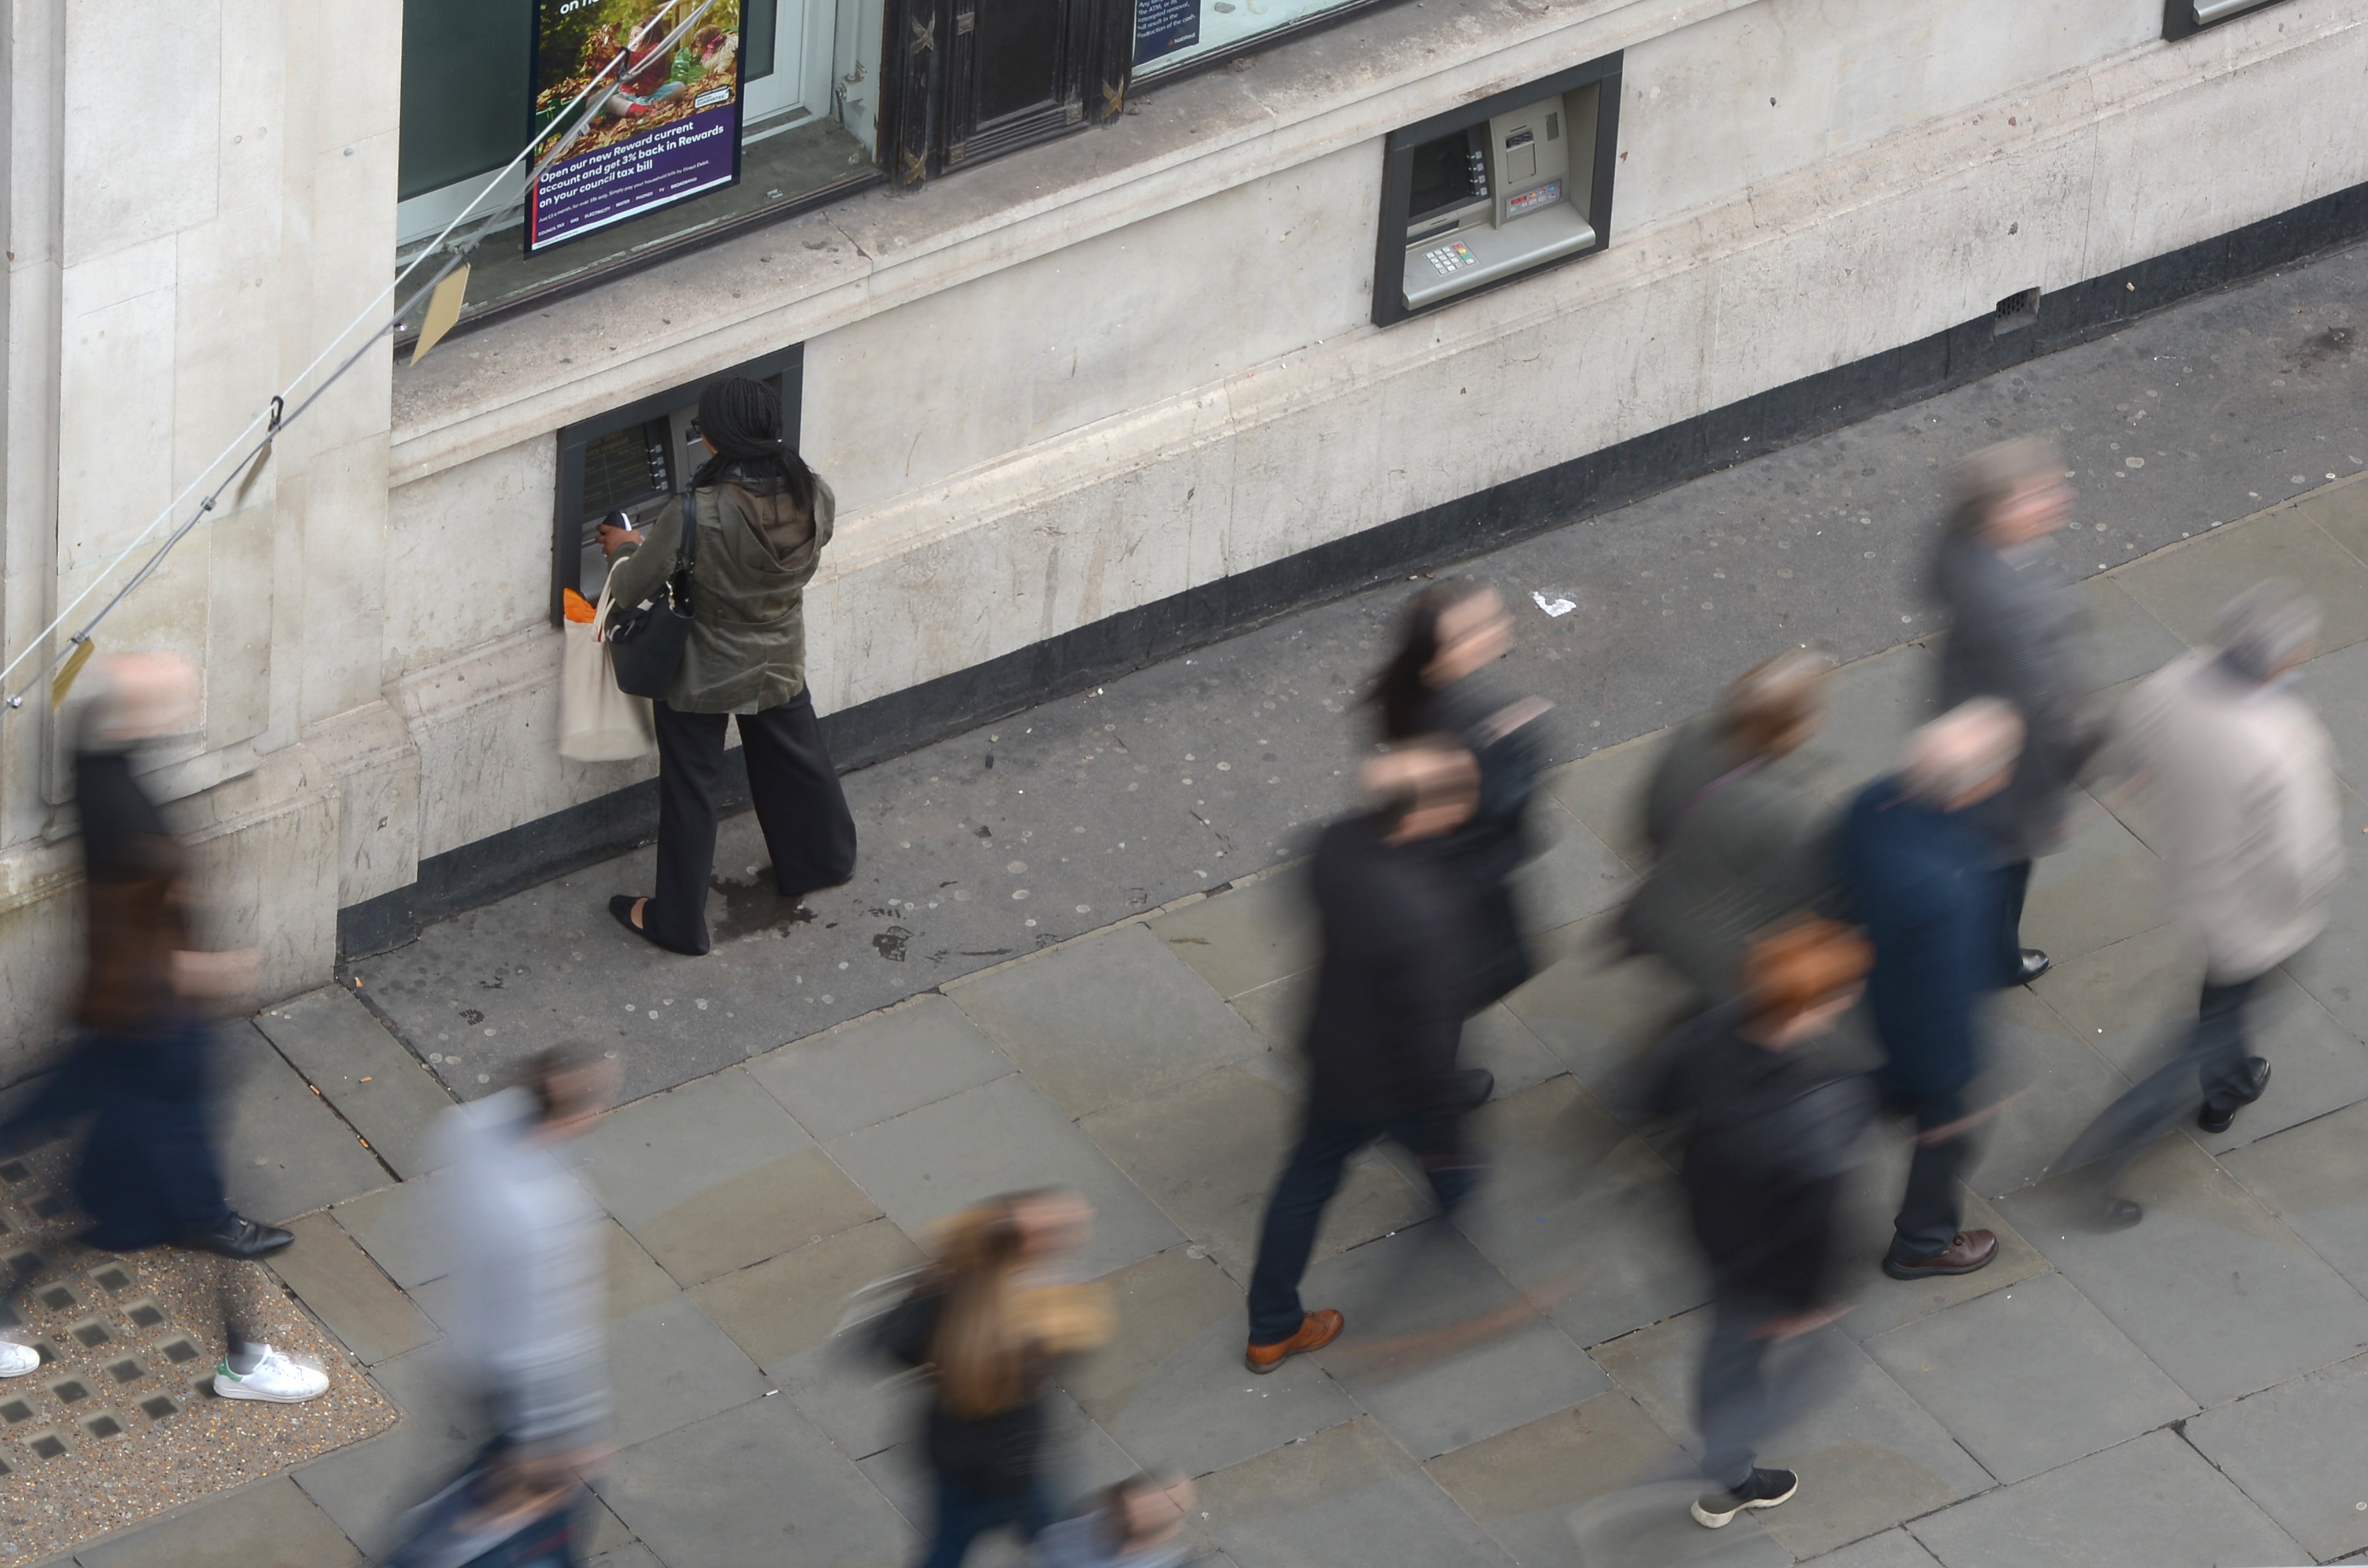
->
xmin=2122 ymin=651 xmax=2342 ymax=982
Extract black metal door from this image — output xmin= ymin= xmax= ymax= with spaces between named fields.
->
xmin=945 ymin=0 xmax=1097 ymax=167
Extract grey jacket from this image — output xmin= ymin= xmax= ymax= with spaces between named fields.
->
xmin=429 ymin=1090 xmax=609 ymax=1454
xmin=1628 ymin=742 xmax=1837 ymax=1000
xmin=606 ymin=465 xmax=835 ymax=713
xmin=1932 ymin=530 xmax=2092 ymax=859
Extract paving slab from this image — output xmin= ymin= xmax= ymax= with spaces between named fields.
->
xmin=1999 ymin=1136 xmax=2368 ymax=1407
xmin=825 ymin=1073 xmax=1182 ymax=1279
xmin=1459 ymin=1005 xmax=1568 ymax=1099
xmin=2118 ymin=505 xmax=2368 ymax=656
xmin=1301 ymin=1221 xmax=1607 ymax=1459
xmin=1592 ymin=1308 xmax=1992 ymax=1560
xmin=2182 ymin=1350 xmax=2368 ymax=1563
xmin=1798 ymin=1528 xmax=1945 ymax=1568
xmin=1500 ymin=917 xmax=1700 ymax=1104
xmin=577 ymin=1067 xmax=876 ymax=1286
xmin=1908 ymin=1428 xmax=2304 ymax=1568
xmin=1226 ymin=970 xmax=1315 ymax=1054
xmin=72 ymin=1476 xmax=362 ymax=1568
xmin=602 ymin=1295 xmax=769 ymax=1449
xmin=409 ymin=1216 xmax=680 ymax=1332
xmin=1079 ymin=1063 xmax=1429 ymax=1280
xmin=1060 ymin=1246 xmax=1362 ymax=1479
xmin=594 ymin=1393 xmax=915 ymax=1568
xmin=1449 ymin=1076 xmax=1705 ymax=1351
xmin=292 ymin=1343 xmax=494 ymax=1558
xmin=1541 ymin=733 xmax=1663 ymax=874
xmin=859 ymin=1387 xmax=1142 ymax=1541
xmin=1507 ymin=800 xmax=1634 ymax=931
xmin=746 ymin=994 xmax=1015 ymax=1141
xmin=2297 ymin=475 xmax=2368 ymax=563
xmin=2071 ymin=574 xmax=2192 ymax=691
xmin=254 ymin=988 xmax=456 ymax=1178
xmin=2025 ymin=922 xmax=2199 ymax=1077
xmin=2016 ymin=790 xmax=2169 ymax=972
xmin=1150 ymin=871 xmax=1320 ymax=999
xmin=1195 ymin=1415 xmax=1517 ymax=1568
xmin=1862 ymin=1271 xmax=2193 ymax=1482
xmin=264 ymin=1212 xmax=437 ymax=1366
xmin=2282 ymin=636 xmax=2368 ymax=798
xmin=693 ymin=1217 xmax=925 ymax=1461
xmin=1424 ymin=1391 xmax=1723 ymax=1568
xmin=1963 ymin=988 xmax=2134 ymax=1199
xmin=946 ymin=923 xmax=1268 ymax=1119
xmin=2219 ymin=1099 xmax=2368 ymax=1295
xmin=325 ymin=1170 xmax=450 ymax=1290
xmin=216 ymin=1023 xmax=390 ymax=1223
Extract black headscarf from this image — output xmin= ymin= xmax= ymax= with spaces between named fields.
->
xmin=693 ymin=375 xmax=817 ymax=515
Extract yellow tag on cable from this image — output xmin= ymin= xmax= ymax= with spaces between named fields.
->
xmin=51 ymin=639 xmax=95 ymax=709
xmin=408 ymin=264 xmax=471 ymax=367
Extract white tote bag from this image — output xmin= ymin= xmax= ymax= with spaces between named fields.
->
xmin=558 ymin=582 xmax=655 ymax=761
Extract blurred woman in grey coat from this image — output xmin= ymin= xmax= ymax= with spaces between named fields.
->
xmin=1930 ymin=435 xmax=2096 ymax=986
xmin=1627 ymin=650 xmax=1837 ymax=1001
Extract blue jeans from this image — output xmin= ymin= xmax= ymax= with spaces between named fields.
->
xmin=1245 ymin=1101 xmax=1477 ymax=1345
xmin=917 ymin=1470 xmax=1053 ymax=1568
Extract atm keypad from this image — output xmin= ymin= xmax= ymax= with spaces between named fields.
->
xmin=1423 ymin=240 xmax=1478 ymax=276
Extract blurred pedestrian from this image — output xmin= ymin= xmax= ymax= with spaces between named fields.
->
xmin=1035 ymin=1473 xmax=1198 ymax=1568
xmin=1648 ymin=920 xmax=1874 ymax=1529
xmin=877 ymin=1190 xmax=1114 ymax=1568
xmin=0 ymin=654 xmax=323 ymax=1400
xmin=1930 ymin=436 xmax=2096 ymax=985
xmin=601 ymin=375 xmax=857 ymax=955
xmin=1626 ymin=650 xmax=1838 ymax=1000
xmin=1838 ymin=701 xmax=2025 ymax=1281
xmin=2112 ymin=583 xmax=2339 ymax=1153
xmin=1243 ymin=741 xmax=1490 ymax=1373
xmin=397 ymin=1047 xmax=621 ymax=1568
xmin=1371 ymin=579 xmax=1551 ymax=1010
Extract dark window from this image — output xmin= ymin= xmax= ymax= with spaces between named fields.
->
xmin=1372 ymin=54 xmax=1623 ymax=327
xmin=399 ymin=1 xmax=534 ymax=202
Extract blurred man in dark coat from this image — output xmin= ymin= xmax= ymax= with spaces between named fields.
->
xmin=1931 ymin=437 xmax=2095 ymax=986
xmin=1242 ymin=741 xmax=1488 ymax=1373
xmin=1838 ymin=700 xmax=2025 ymax=1281
xmin=1649 ymin=919 xmax=1873 ymax=1530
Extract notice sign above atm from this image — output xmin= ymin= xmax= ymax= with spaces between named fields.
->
xmin=528 ymin=0 xmax=745 ymax=254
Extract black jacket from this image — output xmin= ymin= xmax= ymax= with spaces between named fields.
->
xmin=1302 ymin=813 xmax=1472 ymax=1153
xmin=1649 ymin=1005 xmax=1872 ymax=1311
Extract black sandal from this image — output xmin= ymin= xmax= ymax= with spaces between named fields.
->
xmin=610 ymin=895 xmax=667 ymax=949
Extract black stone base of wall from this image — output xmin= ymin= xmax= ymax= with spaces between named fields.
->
xmin=338 ymin=176 xmax=2368 ymax=961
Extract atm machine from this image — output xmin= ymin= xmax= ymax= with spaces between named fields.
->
xmin=1374 ymin=58 xmax=1620 ymax=324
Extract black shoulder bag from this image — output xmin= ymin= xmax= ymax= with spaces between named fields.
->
xmin=606 ymin=484 xmax=699 ymax=700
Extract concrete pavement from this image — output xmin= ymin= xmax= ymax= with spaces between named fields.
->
xmin=18 ymin=240 xmax=2368 ymax=1568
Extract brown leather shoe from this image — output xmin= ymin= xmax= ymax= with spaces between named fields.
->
xmin=1245 ymin=1309 xmax=1344 ymax=1374
xmin=1883 ymin=1229 xmax=1998 ymax=1280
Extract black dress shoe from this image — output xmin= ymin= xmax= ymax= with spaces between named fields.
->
xmin=1456 ymin=1068 xmax=1497 ymax=1111
xmin=184 ymin=1212 xmax=294 ymax=1260
xmin=2198 ymin=1057 xmax=2271 ymax=1134
xmin=2010 ymin=949 xmax=2052 ymax=985
xmin=2099 ymin=1196 xmax=2144 ymax=1230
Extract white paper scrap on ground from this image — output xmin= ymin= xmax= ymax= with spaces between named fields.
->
xmin=1532 ymin=591 xmax=1577 ymax=617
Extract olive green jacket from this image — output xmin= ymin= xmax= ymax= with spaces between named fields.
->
xmin=606 ymin=471 xmax=834 ymax=713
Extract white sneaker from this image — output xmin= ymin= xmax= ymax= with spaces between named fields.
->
xmin=0 ymin=1341 xmax=37 ymax=1378
xmin=213 ymin=1344 xmax=328 ymax=1404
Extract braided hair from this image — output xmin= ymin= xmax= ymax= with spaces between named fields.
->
xmin=693 ymin=375 xmax=817 ymax=516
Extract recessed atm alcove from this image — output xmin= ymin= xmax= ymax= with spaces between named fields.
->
xmin=1372 ymin=54 xmax=1623 ymax=326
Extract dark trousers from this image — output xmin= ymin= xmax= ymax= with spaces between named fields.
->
xmin=649 ymin=691 xmax=857 ymax=955
xmin=1696 ymin=1295 xmax=1773 ymax=1491
xmin=1993 ymin=860 xmax=2033 ymax=982
xmin=1891 ymin=1086 xmax=1973 ymax=1262
xmin=2196 ymin=974 xmax=2265 ymax=1114
xmin=1245 ymin=1101 xmax=1477 ymax=1345
xmin=916 ymin=1470 xmax=1052 ymax=1568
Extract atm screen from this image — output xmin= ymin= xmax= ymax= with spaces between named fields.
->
xmin=1407 ymin=128 xmax=1481 ymax=223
